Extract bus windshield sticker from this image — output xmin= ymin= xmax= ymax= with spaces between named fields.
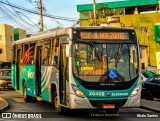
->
xmin=80 ymin=70 xmax=106 ymax=75
xmin=108 ymin=69 xmax=118 ymax=79
xmin=81 ymin=66 xmax=94 ymax=70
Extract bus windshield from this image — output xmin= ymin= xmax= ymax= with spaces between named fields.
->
xmin=73 ymin=42 xmax=138 ymax=82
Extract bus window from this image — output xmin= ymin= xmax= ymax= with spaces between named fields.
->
xmin=29 ymin=43 xmax=35 ymax=64
xmin=20 ymin=44 xmax=35 ymax=65
xmin=16 ymin=46 xmax=22 ymax=65
xmin=51 ymin=38 xmax=59 ymax=67
xmin=21 ymin=44 xmax=29 ymax=64
xmin=108 ymin=44 xmax=138 ymax=81
xmin=42 ymin=40 xmax=51 ymax=65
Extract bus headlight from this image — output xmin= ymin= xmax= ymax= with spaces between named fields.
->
xmin=130 ymin=87 xmax=139 ymax=97
xmin=71 ymin=83 xmax=84 ymax=98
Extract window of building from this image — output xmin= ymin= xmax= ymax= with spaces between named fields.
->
xmin=0 ymin=35 xmax=2 ymax=40
xmin=141 ymin=27 xmax=148 ymax=33
xmin=0 ymin=48 xmax=2 ymax=54
xmin=10 ymin=36 xmax=12 ymax=41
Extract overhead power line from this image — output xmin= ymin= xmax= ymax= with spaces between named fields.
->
xmin=6 ymin=0 xmax=38 ymax=29
xmin=0 ymin=1 xmax=38 ymax=33
xmin=0 ymin=0 xmax=77 ymax=21
xmin=0 ymin=5 xmax=37 ymax=33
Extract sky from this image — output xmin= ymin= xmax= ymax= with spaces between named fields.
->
xmin=0 ymin=0 xmax=122 ymax=34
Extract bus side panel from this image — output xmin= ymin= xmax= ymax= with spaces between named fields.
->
xmin=40 ymin=66 xmax=52 ymax=102
xmin=11 ymin=64 xmax=17 ymax=89
xmin=19 ymin=65 xmax=26 ymax=92
xmin=24 ymin=65 xmax=37 ymax=97
xmin=41 ymin=88 xmax=50 ymax=102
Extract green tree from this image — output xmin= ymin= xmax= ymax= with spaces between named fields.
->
xmin=98 ymin=4 xmax=115 ymax=18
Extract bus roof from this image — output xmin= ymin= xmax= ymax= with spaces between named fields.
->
xmin=14 ymin=27 xmax=72 ymax=45
xmin=14 ymin=26 xmax=135 ymax=45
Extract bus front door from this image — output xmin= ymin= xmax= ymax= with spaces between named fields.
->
xmin=60 ymin=44 xmax=68 ymax=105
xmin=36 ymin=46 xmax=42 ymax=96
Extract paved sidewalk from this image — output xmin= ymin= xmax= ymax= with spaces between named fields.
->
xmin=140 ymin=98 xmax=160 ymax=113
xmin=0 ymin=97 xmax=9 ymax=112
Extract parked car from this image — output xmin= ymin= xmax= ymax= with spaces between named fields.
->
xmin=0 ymin=69 xmax=12 ymax=90
xmin=141 ymin=70 xmax=155 ymax=83
xmin=141 ymin=74 xmax=160 ymax=100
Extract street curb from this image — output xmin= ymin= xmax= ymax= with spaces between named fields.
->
xmin=140 ymin=105 xmax=160 ymax=113
xmin=0 ymin=98 xmax=9 ymax=112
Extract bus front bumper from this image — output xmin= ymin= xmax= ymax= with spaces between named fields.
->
xmin=69 ymin=93 xmax=141 ymax=109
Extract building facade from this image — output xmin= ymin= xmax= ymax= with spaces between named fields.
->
xmin=14 ymin=28 xmax=26 ymax=41
xmin=77 ymin=0 xmax=160 ymax=68
xmin=0 ymin=24 xmax=14 ymax=62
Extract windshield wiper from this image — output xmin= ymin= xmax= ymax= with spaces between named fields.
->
xmin=89 ymin=41 xmax=102 ymax=61
xmin=115 ymin=42 xmax=123 ymax=67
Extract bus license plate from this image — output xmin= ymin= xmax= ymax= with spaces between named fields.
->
xmin=103 ymin=104 xmax=115 ymax=109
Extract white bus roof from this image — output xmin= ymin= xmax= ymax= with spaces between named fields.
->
xmin=14 ymin=26 xmax=135 ymax=45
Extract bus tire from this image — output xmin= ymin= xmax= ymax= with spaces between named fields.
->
xmin=30 ymin=96 xmax=37 ymax=102
xmin=23 ymin=82 xmax=31 ymax=102
xmin=54 ymin=96 xmax=68 ymax=115
xmin=59 ymin=107 xmax=68 ymax=115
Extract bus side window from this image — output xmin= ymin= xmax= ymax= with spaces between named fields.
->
xmin=54 ymin=56 xmax=58 ymax=66
xmin=29 ymin=43 xmax=35 ymax=64
xmin=21 ymin=44 xmax=29 ymax=64
xmin=52 ymin=38 xmax=59 ymax=67
xmin=42 ymin=40 xmax=51 ymax=65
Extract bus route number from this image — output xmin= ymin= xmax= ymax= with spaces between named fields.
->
xmin=89 ymin=92 xmax=105 ymax=96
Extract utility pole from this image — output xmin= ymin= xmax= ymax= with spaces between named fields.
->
xmin=93 ymin=0 xmax=97 ymax=26
xmin=39 ymin=0 xmax=44 ymax=31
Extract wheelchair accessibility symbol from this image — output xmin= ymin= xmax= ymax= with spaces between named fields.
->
xmin=108 ymin=69 xmax=118 ymax=79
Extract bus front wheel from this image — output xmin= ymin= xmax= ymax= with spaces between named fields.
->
xmin=54 ymin=96 xmax=68 ymax=115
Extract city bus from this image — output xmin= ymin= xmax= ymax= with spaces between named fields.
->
xmin=11 ymin=26 xmax=141 ymax=114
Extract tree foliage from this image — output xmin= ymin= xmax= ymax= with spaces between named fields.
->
xmin=98 ymin=4 xmax=115 ymax=18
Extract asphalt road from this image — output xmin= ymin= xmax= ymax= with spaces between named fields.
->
xmin=0 ymin=90 xmax=159 ymax=121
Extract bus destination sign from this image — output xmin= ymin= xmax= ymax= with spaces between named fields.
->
xmin=80 ymin=31 xmax=129 ymax=40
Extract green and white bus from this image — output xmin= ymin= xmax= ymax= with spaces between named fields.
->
xmin=11 ymin=26 xmax=141 ymax=113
